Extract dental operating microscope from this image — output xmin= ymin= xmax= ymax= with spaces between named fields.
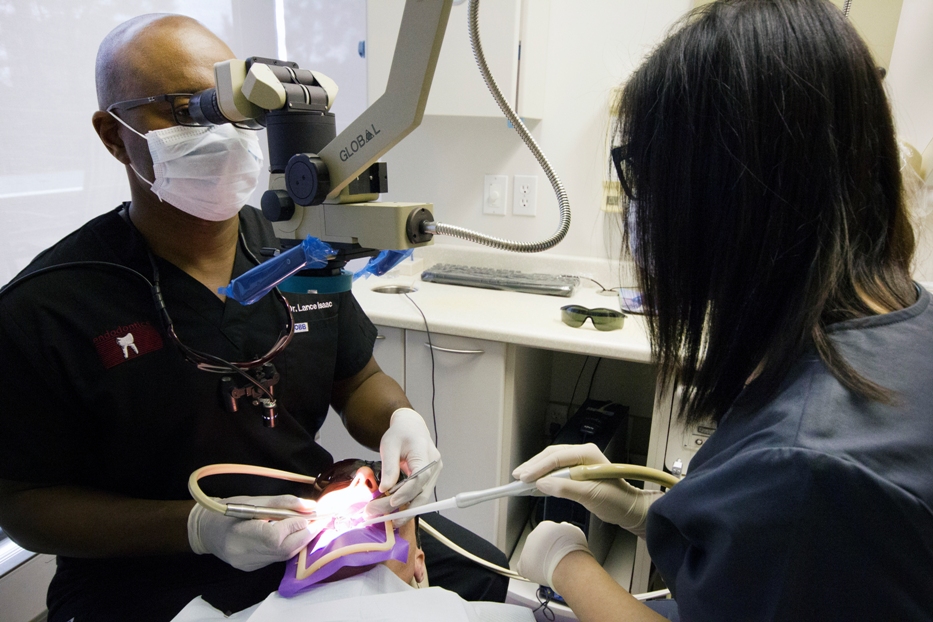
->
xmin=181 ymin=0 xmax=571 ymax=302
xmin=184 ymin=0 xmax=451 ymax=290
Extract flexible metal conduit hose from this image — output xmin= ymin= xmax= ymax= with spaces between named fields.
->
xmin=422 ymin=0 xmax=571 ymax=253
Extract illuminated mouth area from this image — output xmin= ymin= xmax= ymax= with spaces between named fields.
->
xmin=308 ymin=470 xmax=380 ymax=551
xmin=280 ymin=468 xmax=409 ymax=595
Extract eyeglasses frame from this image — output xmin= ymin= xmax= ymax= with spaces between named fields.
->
xmin=107 ymin=93 xmax=201 ymax=128
xmin=107 ymin=92 xmax=261 ymax=130
xmin=611 ymin=145 xmax=638 ymax=202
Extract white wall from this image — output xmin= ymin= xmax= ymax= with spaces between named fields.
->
xmin=376 ymin=0 xmax=933 ymax=278
xmin=285 ymin=0 xmax=368 ymax=135
xmin=887 ymin=0 xmax=933 ymax=281
xmin=377 ymin=0 xmax=693 ymax=266
xmin=888 ymin=0 xmax=933 ymax=152
xmin=0 ymin=1 xmax=248 ymax=285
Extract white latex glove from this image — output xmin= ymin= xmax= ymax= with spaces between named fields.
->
xmin=512 ymin=443 xmax=663 ymax=538
xmin=368 ymin=408 xmax=442 ymax=518
xmin=517 ymin=521 xmax=593 ymax=588
xmin=188 ymin=495 xmax=319 ymax=572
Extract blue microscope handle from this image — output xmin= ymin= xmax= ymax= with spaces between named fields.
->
xmin=224 ymin=243 xmax=309 ymax=305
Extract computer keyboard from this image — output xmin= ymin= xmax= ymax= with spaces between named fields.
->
xmin=421 ymin=263 xmax=579 ymax=297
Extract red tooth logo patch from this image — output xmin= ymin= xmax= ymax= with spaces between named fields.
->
xmin=93 ymin=321 xmax=163 ymax=369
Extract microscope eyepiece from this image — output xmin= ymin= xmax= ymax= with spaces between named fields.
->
xmin=188 ymin=88 xmax=228 ymax=126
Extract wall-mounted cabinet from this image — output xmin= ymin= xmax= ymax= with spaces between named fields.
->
xmin=366 ymin=0 xmax=550 ymax=118
xmin=404 ymin=330 xmax=551 ymax=549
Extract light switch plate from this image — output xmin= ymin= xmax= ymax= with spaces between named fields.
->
xmin=483 ymin=175 xmax=508 ymax=215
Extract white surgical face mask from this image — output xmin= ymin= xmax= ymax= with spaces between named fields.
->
xmin=109 ymin=111 xmax=263 ymax=221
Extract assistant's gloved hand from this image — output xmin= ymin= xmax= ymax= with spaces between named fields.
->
xmin=512 ymin=443 xmax=663 ymax=538
xmin=368 ymin=408 xmax=442 ymax=519
xmin=187 ymin=495 xmax=318 ymax=572
xmin=517 ymin=521 xmax=593 ymax=588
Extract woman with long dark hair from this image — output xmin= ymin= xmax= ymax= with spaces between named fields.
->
xmin=514 ymin=1 xmax=933 ymax=619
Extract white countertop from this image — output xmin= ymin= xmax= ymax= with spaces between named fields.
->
xmin=350 ymin=243 xmax=933 ymax=365
xmin=351 ymin=270 xmax=653 ymax=363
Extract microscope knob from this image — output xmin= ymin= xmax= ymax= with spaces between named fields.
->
xmin=285 ymin=153 xmax=330 ymax=207
xmin=261 ymin=189 xmax=295 ymax=222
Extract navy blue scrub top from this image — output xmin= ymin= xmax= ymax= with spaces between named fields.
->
xmin=646 ymin=287 xmax=933 ymax=621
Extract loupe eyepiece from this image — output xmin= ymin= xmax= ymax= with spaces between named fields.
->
xmin=189 ymin=88 xmax=229 ymax=126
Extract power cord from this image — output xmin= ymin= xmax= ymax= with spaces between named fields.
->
xmin=534 ymin=586 xmax=557 ymax=620
xmin=586 ymin=358 xmax=603 ymax=401
xmin=574 ymin=275 xmax=614 ymax=293
xmin=404 ymin=292 xmax=439 ymax=502
xmin=565 ymin=356 xmax=591 ymax=423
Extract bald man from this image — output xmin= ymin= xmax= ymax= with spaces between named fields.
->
xmin=0 ymin=14 xmax=506 ymax=622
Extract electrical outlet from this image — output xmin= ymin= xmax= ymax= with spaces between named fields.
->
xmin=513 ymin=175 xmax=537 ymax=216
xmin=483 ymin=175 xmax=508 ymax=215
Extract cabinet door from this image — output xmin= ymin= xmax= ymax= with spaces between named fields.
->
xmin=0 ymin=552 xmax=55 ymax=622
xmin=404 ymin=330 xmax=507 ymax=543
xmin=316 ymin=325 xmax=405 ymax=462
xmin=366 ymin=0 xmax=547 ymax=118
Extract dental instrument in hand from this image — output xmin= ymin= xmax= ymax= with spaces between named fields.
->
xmin=371 ymin=459 xmax=439 ymax=503
xmin=189 ymin=463 xmax=320 ymax=521
xmin=189 ymin=460 xmax=441 ymax=522
xmin=360 ymin=463 xmax=681 ymax=527
xmin=361 ymin=478 xmax=542 ymax=527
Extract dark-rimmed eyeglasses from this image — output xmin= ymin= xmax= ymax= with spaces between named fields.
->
xmin=560 ymin=305 xmax=626 ymax=331
xmin=610 ymin=146 xmax=637 ymax=202
xmin=108 ymin=93 xmax=199 ymax=127
xmin=107 ymin=93 xmax=260 ymax=130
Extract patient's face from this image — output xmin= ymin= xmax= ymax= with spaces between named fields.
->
xmin=310 ymin=461 xmax=425 ymax=585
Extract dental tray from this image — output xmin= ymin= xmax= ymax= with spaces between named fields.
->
xmin=421 ymin=263 xmax=579 ymax=297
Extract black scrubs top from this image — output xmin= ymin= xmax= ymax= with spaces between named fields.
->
xmin=0 ymin=205 xmax=377 ymax=620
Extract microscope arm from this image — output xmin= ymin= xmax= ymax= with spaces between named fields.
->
xmin=318 ymin=0 xmax=453 ymax=201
